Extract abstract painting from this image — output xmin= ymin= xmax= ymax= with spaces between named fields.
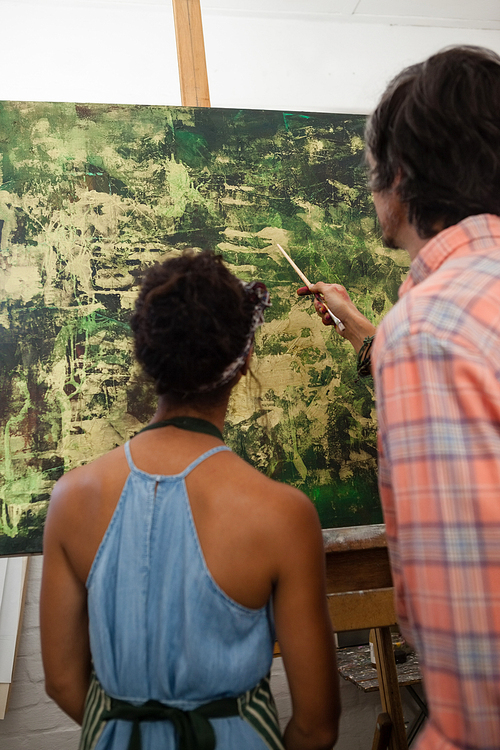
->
xmin=0 ymin=102 xmax=410 ymax=555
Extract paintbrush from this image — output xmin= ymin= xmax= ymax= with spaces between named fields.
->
xmin=276 ymin=244 xmax=345 ymax=331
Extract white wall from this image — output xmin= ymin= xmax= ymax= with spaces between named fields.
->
xmin=0 ymin=2 xmax=498 ymax=748
xmin=0 ymin=557 xmax=79 ymax=750
xmin=202 ymin=12 xmax=500 ymax=113
xmin=1 ymin=0 xmax=500 ymax=113
xmin=0 ymin=0 xmax=181 ymax=106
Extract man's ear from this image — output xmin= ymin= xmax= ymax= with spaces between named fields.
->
xmin=392 ymin=169 xmax=403 ymax=189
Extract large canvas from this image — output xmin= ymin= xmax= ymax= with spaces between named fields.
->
xmin=0 ymin=102 xmax=410 ymax=555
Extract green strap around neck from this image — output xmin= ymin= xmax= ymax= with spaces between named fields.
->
xmin=138 ymin=416 xmax=223 ymax=442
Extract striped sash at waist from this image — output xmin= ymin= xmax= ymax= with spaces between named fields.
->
xmin=79 ymin=671 xmax=284 ymax=750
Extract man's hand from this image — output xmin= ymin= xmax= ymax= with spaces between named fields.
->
xmin=297 ymin=283 xmax=353 ymax=328
xmin=297 ymin=282 xmax=377 ymax=352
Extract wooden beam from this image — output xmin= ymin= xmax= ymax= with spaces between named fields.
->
xmin=327 ymin=587 xmax=396 ymax=632
xmin=325 ymin=547 xmax=392 ymax=594
xmin=172 ymin=0 xmax=211 ymax=107
xmin=323 ymin=524 xmax=387 ymax=554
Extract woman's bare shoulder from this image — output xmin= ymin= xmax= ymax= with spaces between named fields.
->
xmin=226 ymin=457 xmax=326 ymax=583
xmin=48 ymin=445 xmax=127 ymax=518
xmin=221 ymin=450 xmax=321 ymax=529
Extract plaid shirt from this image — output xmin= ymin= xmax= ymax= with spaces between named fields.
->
xmin=373 ymin=214 xmax=500 ymax=750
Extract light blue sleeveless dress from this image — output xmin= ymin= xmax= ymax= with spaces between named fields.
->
xmin=84 ymin=442 xmax=281 ymax=750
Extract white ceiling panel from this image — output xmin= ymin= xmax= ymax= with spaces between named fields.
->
xmin=0 ymin=0 xmax=498 ymax=29
xmin=355 ymin=0 xmax=500 ymax=23
xmin=201 ymin=0 xmax=500 ymax=29
xmin=203 ymin=1 xmax=347 ymax=10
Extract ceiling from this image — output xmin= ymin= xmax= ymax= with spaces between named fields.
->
xmin=1 ymin=0 xmax=497 ymax=31
xmin=200 ymin=1 xmax=500 ymax=30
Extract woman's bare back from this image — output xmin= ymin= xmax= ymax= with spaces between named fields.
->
xmin=53 ymin=426 xmax=310 ymax=611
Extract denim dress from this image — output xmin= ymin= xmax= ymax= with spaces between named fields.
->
xmin=85 ymin=443 xmax=280 ymax=750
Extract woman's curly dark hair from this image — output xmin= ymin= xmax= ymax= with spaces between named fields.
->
xmin=365 ymin=45 xmax=500 ymax=239
xmin=131 ymin=250 xmax=255 ymax=403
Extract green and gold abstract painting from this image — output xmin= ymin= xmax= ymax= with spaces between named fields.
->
xmin=0 ymin=101 xmax=410 ymax=555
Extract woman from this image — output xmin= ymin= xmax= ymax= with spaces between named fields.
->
xmin=40 ymin=250 xmax=340 ymax=750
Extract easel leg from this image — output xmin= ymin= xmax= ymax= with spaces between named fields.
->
xmin=172 ymin=0 xmax=211 ymax=107
xmin=371 ymin=712 xmax=392 ymax=750
xmin=372 ymin=627 xmax=408 ymax=750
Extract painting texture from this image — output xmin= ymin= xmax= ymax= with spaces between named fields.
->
xmin=0 ymin=102 xmax=410 ymax=555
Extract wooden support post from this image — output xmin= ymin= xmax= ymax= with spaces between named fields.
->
xmin=172 ymin=0 xmax=211 ymax=107
xmin=372 ymin=627 xmax=409 ymax=750
xmin=372 ymin=712 xmax=392 ymax=750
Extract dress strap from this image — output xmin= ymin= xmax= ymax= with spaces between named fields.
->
xmin=180 ymin=446 xmax=231 ymax=478
xmin=122 ymin=442 xmax=230 ymax=477
xmin=123 ymin=441 xmax=136 ymax=471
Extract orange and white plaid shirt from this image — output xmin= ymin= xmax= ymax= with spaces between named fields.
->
xmin=373 ymin=214 xmax=500 ymax=750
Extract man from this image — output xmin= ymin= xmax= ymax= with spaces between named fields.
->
xmin=310 ymin=46 xmax=500 ymax=749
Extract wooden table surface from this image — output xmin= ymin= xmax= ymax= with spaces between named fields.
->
xmin=337 ymin=640 xmax=422 ymax=693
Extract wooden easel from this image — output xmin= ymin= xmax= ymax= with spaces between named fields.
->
xmin=273 ymin=523 xmax=409 ymax=749
xmin=324 ymin=524 xmax=408 ymax=750
xmin=172 ymin=0 xmax=210 ymax=107
xmin=171 ymin=5 xmax=408 ymax=747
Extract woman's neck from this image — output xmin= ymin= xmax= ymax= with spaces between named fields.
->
xmin=150 ymin=396 xmax=228 ymax=436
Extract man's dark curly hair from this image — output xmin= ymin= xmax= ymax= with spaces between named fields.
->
xmin=131 ymin=250 xmax=254 ymax=403
xmin=365 ymin=45 xmax=500 ymax=239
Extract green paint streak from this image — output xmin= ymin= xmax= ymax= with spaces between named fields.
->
xmin=3 ymin=380 xmax=31 ymax=483
xmin=282 ymin=113 xmax=310 ymax=131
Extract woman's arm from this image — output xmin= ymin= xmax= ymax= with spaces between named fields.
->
xmin=272 ymin=495 xmax=341 ymax=750
xmin=40 ymin=476 xmax=92 ymax=724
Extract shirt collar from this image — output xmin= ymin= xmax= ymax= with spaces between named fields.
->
xmin=399 ymin=214 xmax=500 ymax=299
